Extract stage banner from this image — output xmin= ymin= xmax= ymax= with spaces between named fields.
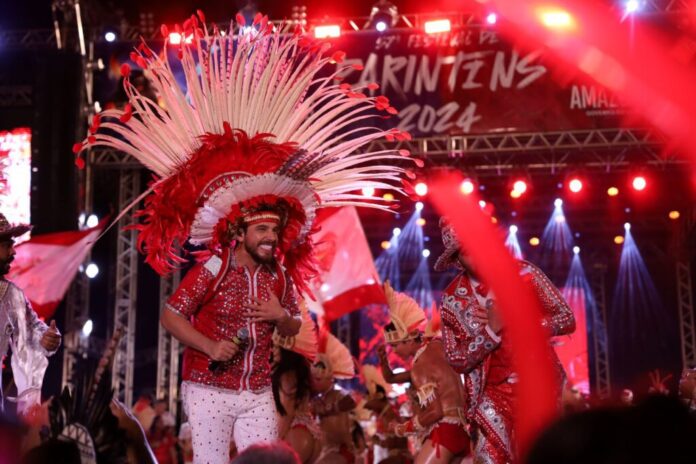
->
xmin=93 ymin=27 xmax=627 ymax=138
xmin=7 ymin=223 xmax=104 ymax=319
xmin=306 ymin=207 xmax=385 ymax=322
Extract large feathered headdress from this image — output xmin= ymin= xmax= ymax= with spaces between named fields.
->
xmin=383 ymin=281 xmax=426 ymax=343
xmin=74 ymin=12 xmax=418 ymax=288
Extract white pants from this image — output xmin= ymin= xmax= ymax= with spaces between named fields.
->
xmin=182 ymin=382 xmax=278 ymax=464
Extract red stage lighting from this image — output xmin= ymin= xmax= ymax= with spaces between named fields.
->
xmin=314 ymin=25 xmax=341 ymax=38
xmin=632 ymin=175 xmax=647 ymax=191
xmin=568 ymin=178 xmax=583 ymax=193
xmin=460 ymin=179 xmax=475 ymax=195
xmin=415 ymin=182 xmax=428 ymax=196
xmin=424 ymin=19 xmax=451 ymax=34
xmin=512 ymin=180 xmax=528 ymax=194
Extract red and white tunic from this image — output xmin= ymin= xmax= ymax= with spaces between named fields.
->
xmin=166 ymin=254 xmax=300 ymax=392
xmin=440 ymin=260 xmax=575 ymax=463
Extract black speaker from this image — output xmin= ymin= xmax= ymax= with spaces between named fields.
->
xmin=30 ymin=51 xmax=82 ymax=234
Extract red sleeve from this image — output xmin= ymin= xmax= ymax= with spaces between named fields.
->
xmin=441 ymin=304 xmax=500 ymax=374
xmin=522 ymin=262 xmax=576 ymax=336
xmin=165 ymin=261 xmax=215 ymax=318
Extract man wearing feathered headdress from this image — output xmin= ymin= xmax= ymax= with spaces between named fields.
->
xmin=379 ymin=282 xmax=470 ymax=463
xmin=0 ymin=213 xmax=61 ymax=415
xmin=76 ymin=10 xmax=416 ymax=463
xmin=310 ymin=332 xmax=357 ymax=463
xmin=435 ymin=218 xmax=576 ymax=463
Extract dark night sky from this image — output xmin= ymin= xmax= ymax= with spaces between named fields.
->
xmin=3 ymin=0 xmax=467 ymax=30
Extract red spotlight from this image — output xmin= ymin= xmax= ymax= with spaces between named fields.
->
xmin=512 ymin=180 xmax=528 ymax=194
xmin=414 ymin=182 xmax=428 ymax=197
xmin=568 ymin=178 xmax=583 ymax=193
xmin=424 ymin=19 xmax=451 ymax=34
xmin=460 ymin=179 xmax=475 ymax=195
xmin=632 ymin=175 xmax=647 ymax=191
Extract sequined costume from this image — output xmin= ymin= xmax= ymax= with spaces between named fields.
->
xmin=167 ymin=254 xmax=299 ymax=392
xmin=0 ymin=279 xmax=58 ymax=413
xmin=440 ymin=261 xmax=575 ymax=463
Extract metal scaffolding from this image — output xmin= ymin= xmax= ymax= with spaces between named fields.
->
xmin=157 ymin=270 xmax=182 ymax=417
xmin=111 ymin=169 xmax=140 ymax=407
xmin=590 ymin=263 xmax=612 ymax=398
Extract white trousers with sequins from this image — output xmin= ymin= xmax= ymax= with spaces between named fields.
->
xmin=182 ymin=381 xmax=278 ymax=464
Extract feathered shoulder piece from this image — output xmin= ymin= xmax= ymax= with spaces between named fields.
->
xmin=74 ymin=12 xmax=420 ymax=286
xmin=317 ymin=329 xmax=355 ymax=380
xmin=383 ymin=281 xmax=426 ymax=343
xmin=273 ymin=300 xmax=318 ymax=360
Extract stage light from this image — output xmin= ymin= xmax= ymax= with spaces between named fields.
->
xmin=104 ymin=31 xmax=117 ymax=42
xmin=555 ymin=215 xmax=566 ymax=224
xmin=383 ymin=193 xmax=394 ymax=201
xmin=320 ymin=283 xmax=330 ymax=293
xmin=78 ymin=213 xmax=86 ymax=227
xmin=573 ymin=246 xmax=580 ymax=255
xmin=509 ymin=189 xmax=521 ymax=198
xmin=393 ymin=227 xmax=401 ymax=237
xmin=460 ymin=179 xmax=475 ymax=195
xmin=362 ymin=186 xmax=375 ymax=197
xmin=81 ymin=319 xmax=93 ymax=337
xmin=554 ymin=198 xmax=563 ymax=208
xmin=417 ymin=218 xmax=426 ymax=226
xmin=414 ymin=182 xmax=428 ymax=197
xmin=568 ymin=178 xmax=583 ymax=193
xmin=512 ymin=180 xmax=527 ymax=194
xmin=632 ymin=176 xmax=647 ymax=191
xmin=169 ymin=32 xmax=182 ymax=44
xmin=422 ymin=249 xmax=431 ymax=258
xmin=509 ymin=225 xmax=518 ymax=234
xmin=491 ymin=217 xmax=498 ymax=224
xmin=669 ymin=210 xmax=680 ymax=220
xmin=86 ymin=214 xmax=99 ymax=228
xmin=614 ymin=235 xmax=625 ymax=245
xmin=369 ymin=0 xmax=399 ymax=31
xmin=85 ymin=263 xmax=99 ymax=279
xmin=607 ymin=187 xmax=619 ymax=196
xmin=537 ymin=7 xmax=576 ymax=31
xmin=624 ymin=0 xmax=641 ymax=14
xmin=314 ymin=24 xmax=341 ymax=38
xmin=415 ymin=201 xmax=424 ymax=211
xmin=624 ymin=222 xmax=631 ymax=231
xmin=424 ymin=19 xmax=451 ymax=34
xmin=486 ymin=13 xmax=498 ymax=25
xmin=381 ymin=240 xmax=391 ymax=250
xmin=479 ymin=200 xmax=486 ymax=208
xmin=529 ymin=237 xmax=540 ymax=246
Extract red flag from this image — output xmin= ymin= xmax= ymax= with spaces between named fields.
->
xmin=7 ymin=224 xmax=104 ymax=318
xmin=306 ymin=207 xmax=384 ymax=321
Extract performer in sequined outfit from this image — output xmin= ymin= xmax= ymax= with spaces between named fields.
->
xmin=435 ymin=218 xmax=576 ymax=463
xmin=0 ymin=212 xmax=61 ymax=414
xmin=75 ymin=10 xmax=415 ymax=462
xmin=379 ymin=282 xmax=471 ymax=464
xmin=311 ymin=333 xmax=357 ymax=464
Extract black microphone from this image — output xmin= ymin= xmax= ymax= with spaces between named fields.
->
xmin=208 ymin=327 xmax=249 ymax=372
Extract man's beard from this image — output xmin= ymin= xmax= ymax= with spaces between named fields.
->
xmin=0 ymin=258 xmax=10 ymax=277
xmin=244 ymin=240 xmax=276 ymax=264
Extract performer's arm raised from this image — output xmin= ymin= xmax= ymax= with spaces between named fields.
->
xmin=523 ymin=262 xmax=576 ymax=336
xmin=378 ymin=345 xmax=412 ymax=384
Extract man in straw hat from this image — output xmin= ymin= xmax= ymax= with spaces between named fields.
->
xmin=435 ymin=218 xmax=575 ymax=463
xmin=0 ymin=213 xmax=61 ymax=414
xmin=379 ymin=282 xmax=470 ymax=463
